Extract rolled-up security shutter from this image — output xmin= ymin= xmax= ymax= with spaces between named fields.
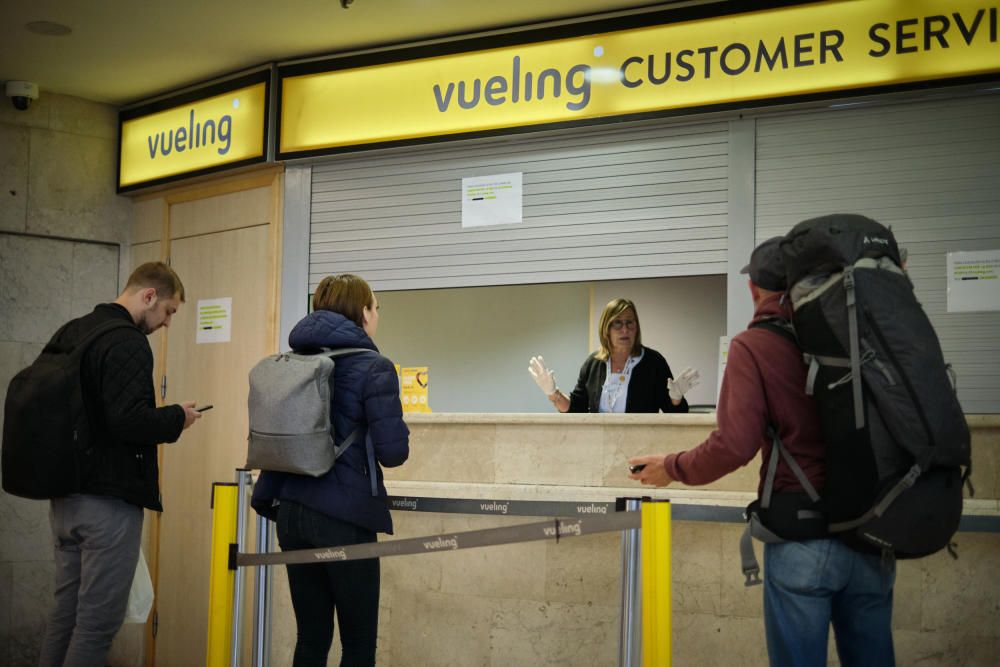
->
xmin=309 ymin=119 xmax=729 ymax=292
xmin=755 ymin=94 xmax=1000 ymax=413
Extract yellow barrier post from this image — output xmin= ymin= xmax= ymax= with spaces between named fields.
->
xmin=206 ymin=482 xmax=238 ymax=666
xmin=641 ymin=500 xmax=671 ymax=666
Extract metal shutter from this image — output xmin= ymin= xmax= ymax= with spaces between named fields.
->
xmin=308 ymin=119 xmax=729 ymax=292
xmin=755 ymin=94 xmax=1000 ymax=413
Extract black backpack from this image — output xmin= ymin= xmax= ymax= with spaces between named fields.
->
xmin=778 ymin=213 xmax=972 ymax=558
xmin=2 ymin=318 xmax=132 ymax=499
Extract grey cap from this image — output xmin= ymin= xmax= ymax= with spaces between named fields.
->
xmin=740 ymin=236 xmax=787 ymax=291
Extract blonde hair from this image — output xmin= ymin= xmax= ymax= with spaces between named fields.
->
xmin=312 ymin=274 xmax=374 ymax=327
xmin=124 ymin=262 xmax=185 ymax=302
xmin=595 ymin=298 xmax=642 ymax=360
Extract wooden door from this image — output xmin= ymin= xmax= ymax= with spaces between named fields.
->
xmin=151 ymin=176 xmax=279 ymax=666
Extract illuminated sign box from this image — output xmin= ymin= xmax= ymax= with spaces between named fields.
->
xmin=278 ymin=0 xmax=1000 ymax=158
xmin=118 ymin=70 xmax=271 ymax=192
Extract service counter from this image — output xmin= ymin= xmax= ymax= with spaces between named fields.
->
xmin=270 ymin=413 xmax=1000 ymax=666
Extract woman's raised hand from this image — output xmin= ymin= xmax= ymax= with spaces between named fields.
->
xmin=528 ymin=356 xmax=557 ymax=396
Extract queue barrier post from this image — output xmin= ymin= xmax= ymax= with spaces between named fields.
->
xmin=640 ymin=499 xmax=671 ymax=666
xmin=206 ymin=482 xmax=238 ymax=667
xmin=618 ymin=498 xmax=643 ymax=667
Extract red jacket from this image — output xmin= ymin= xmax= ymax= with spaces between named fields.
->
xmin=664 ymin=292 xmax=825 ymax=496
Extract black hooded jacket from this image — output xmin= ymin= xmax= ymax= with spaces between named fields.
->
xmin=63 ymin=303 xmax=185 ymax=510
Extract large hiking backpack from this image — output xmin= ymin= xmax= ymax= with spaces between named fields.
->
xmin=781 ymin=213 xmax=971 ymax=558
xmin=246 ymin=348 xmax=379 ymax=494
xmin=2 ymin=318 xmax=134 ymax=499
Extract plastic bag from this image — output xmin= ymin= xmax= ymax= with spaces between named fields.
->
xmin=124 ymin=549 xmax=154 ymax=624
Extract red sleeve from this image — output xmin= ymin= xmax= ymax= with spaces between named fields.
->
xmin=663 ymin=336 xmax=768 ymax=485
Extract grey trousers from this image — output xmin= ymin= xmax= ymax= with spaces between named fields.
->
xmin=38 ymin=494 xmax=143 ymax=667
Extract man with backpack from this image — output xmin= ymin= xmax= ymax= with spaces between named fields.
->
xmin=23 ymin=261 xmax=203 ymax=666
xmin=628 ymin=237 xmax=896 ymax=666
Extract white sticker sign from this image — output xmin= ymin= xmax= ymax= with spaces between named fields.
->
xmin=461 ymin=172 xmax=523 ymax=228
xmin=196 ymin=297 xmax=232 ymax=344
xmin=946 ymin=250 xmax=1000 ymax=313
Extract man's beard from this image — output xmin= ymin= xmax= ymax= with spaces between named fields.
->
xmin=137 ymin=311 xmax=155 ymax=335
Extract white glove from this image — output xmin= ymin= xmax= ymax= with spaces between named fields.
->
xmin=668 ymin=367 xmax=700 ymax=401
xmin=528 ymin=356 xmax=557 ymax=396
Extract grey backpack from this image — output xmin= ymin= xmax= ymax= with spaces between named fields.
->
xmin=246 ymin=348 xmax=376 ymax=485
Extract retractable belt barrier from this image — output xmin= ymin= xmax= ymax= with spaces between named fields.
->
xmin=212 ymin=471 xmax=670 ymax=667
xmin=236 ymin=512 xmax=640 ymax=567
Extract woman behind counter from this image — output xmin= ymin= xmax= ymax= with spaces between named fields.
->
xmin=529 ymin=297 xmax=699 ymax=413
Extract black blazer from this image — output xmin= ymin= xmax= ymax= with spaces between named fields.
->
xmin=567 ymin=346 xmax=688 ymax=414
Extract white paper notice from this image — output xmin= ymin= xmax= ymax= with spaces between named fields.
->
xmin=196 ymin=298 xmax=232 ymax=344
xmin=461 ymin=172 xmax=522 ymax=228
xmin=946 ymin=250 xmax=1000 ymax=313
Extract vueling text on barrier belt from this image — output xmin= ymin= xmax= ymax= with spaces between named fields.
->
xmin=237 ymin=512 xmax=640 ymax=567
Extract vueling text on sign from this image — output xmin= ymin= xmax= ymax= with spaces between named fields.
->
xmin=280 ymin=0 xmax=999 ymax=154
xmin=119 ymin=81 xmax=267 ymax=189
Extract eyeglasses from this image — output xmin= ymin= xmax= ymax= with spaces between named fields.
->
xmin=609 ymin=319 xmax=637 ymax=331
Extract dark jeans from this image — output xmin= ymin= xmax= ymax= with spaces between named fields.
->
xmin=276 ymin=501 xmax=379 ymax=667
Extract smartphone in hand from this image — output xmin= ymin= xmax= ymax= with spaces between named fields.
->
xmin=195 ymin=405 xmax=214 ymax=412
xmin=628 ymin=463 xmax=646 ymax=474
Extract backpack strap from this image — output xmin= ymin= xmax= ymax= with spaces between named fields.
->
xmin=842 ymin=266 xmax=865 ymax=430
xmin=308 ymin=347 xmax=381 ymax=496
xmin=741 ymin=321 xmax=823 ymax=586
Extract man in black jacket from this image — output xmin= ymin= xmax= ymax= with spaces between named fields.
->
xmin=39 ymin=261 xmax=202 ymax=667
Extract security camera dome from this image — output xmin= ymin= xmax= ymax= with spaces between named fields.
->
xmin=5 ymin=81 xmax=39 ymax=111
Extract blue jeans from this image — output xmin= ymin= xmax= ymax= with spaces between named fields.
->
xmin=39 ymin=494 xmax=143 ymax=667
xmin=764 ymin=539 xmax=895 ymax=667
xmin=276 ymin=501 xmax=379 ymax=667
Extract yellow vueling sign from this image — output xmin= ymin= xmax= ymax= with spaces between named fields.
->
xmin=119 ymin=81 xmax=267 ymax=190
xmin=280 ymin=0 xmax=999 ymax=154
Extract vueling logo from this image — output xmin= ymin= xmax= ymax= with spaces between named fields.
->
xmin=146 ymin=108 xmax=233 ymax=159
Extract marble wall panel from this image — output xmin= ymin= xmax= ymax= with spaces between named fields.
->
xmin=388 ymin=588 xmax=494 ymax=667
xmin=48 ymin=96 xmax=118 ymax=141
xmin=10 ymin=561 xmax=55 ymax=667
xmin=386 ymin=424 xmax=496 ymax=484
xmin=0 ymin=234 xmax=74 ymax=343
xmin=27 ymin=129 xmax=129 ymax=244
xmin=671 ymin=521 xmax=724 ymax=616
xmin=432 ymin=515 xmax=547 ymax=601
xmin=70 ymin=242 xmax=119 ymax=317
xmin=543 ymin=529 xmax=620 ymax=606
xmin=892 ymin=559 xmax=924 ymax=632
xmin=719 ymin=522 xmax=765 ymax=619
xmin=489 ymin=597 xmax=619 ymax=666
xmin=920 ymin=532 xmax=1000 ymax=636
xmin=382 ymin=512 xmax=446 ymax=595
xmin=970 ymin=424 xmax=999 ymax=499
xmin=671 ymin=611 xmax=769 ymax=666
xmin=894 ymin=628 xmax=1000 ymax=666
xmin=494 ymin=424 xmax=605 ymax=486
xmin=0 ymin=561 xmax=10 ymax=666
xmin=0 ymin=494 xmax=52 ymax=563
xmin=0 ymin=124 xmax=29 ymax=233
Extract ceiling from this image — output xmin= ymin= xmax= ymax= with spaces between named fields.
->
xmin=1 ymin=0 xmax=705 ymax=107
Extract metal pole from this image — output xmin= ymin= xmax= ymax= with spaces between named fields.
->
xmin=252 ymin=514 xmax=274 ymax=667
xmin=230 ymin=469 xmax=251 ymax=667
xmin=618 ymin=498 xmax=642 ymax=667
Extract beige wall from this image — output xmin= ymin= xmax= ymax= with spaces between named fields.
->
xmin=0 ymin=92 xmax=141 ymax=666
xmin=265 ymin=414 xmax=1000 ymax=666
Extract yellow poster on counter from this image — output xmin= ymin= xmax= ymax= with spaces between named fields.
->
xmin=401 ymin=367 xmax=431 ymax=413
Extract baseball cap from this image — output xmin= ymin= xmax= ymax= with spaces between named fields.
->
xmin=740 ymin=236 xmax=787 ymax=291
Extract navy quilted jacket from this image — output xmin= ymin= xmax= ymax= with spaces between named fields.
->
xmin=251 ymin=310 xmax=409 ymax=533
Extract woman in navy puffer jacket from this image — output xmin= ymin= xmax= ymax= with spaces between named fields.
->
xmin=252 ymin=274 xmax=408 ymax=667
